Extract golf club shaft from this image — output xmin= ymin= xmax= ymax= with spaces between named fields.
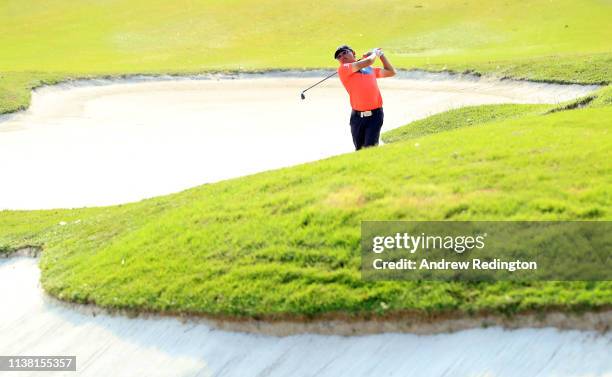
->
xmin=300 ymin=56 xmax=366 ymax=96
xmin=301 ymin=71 xmax=337 ymax=94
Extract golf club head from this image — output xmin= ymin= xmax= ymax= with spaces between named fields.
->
xmin=300 ymin=92 xmax=306 ymax=100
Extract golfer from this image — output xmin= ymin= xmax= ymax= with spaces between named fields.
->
xmin=334 ymin=45 xmax=396 ymax=150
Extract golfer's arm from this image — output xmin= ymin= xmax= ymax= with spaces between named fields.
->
xmin=350 ymin=55 xmax=376 ymax=72
xmin=379 ymin=55 xmax=396 ymax=77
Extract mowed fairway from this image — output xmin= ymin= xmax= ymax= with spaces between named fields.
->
xmin=0 ymin=0 xmax=611 ymax=320
xmin=1 ymin=0 xmax=610 ymax=114
xmin=0 ymin=0 xmax=611 ymax=77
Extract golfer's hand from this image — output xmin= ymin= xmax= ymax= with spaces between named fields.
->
xmin=374 ymin=48 xmax=384 ymax=57
xmin=362 ymin=51 xmax=374 ymax=59
xmin=366 ymin=49 xmax=379 ymax=61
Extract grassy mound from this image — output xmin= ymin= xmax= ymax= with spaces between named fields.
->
xmin=381 ymin=104 xmax=549 ymax=143
xmin=2 ymin=104 xmax=610 ymax=317
xmin=382 ymin=86 xmax=612 ymax=144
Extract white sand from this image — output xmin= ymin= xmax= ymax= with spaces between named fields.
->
xmin=1 ymin=257 xmax=610 ymax=377
xmin=1 ymin=75 xmax=607 ymax=376
xmin=0 ymin=72 xmax=599 ymax=210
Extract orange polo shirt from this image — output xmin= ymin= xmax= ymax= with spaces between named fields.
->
xmin=337 ymin=63 xmax=383 ymax=111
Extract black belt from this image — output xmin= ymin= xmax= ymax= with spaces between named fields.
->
xmin=352 ymin=107 xmax=382 ymax=118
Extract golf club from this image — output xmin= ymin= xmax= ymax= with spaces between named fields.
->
xmin=300 ymin=55 xmax=371 ymax=100
xmin=300 ymin=71 xmax=337 ymax=100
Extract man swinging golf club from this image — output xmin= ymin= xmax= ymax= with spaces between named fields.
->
xmin=335 ymin=45 xmax=396 ymax=150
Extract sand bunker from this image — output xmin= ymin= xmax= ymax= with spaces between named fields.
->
xmin=0 ymin=71 xmax=599 ymax=210
xmin=1 ymin=257 xmax=610 ymax=377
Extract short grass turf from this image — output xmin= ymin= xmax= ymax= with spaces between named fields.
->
xmin=1 ymin=103 xmax=610 ymax=317
xmin=381 ymin=86 xmax=612 ymax=143
xmin=1 ymin=0 xmax=611 ymax=114
xmin=1 ymin=0 xmax=610 ymax=76
xmin=382 ymin=104 xmax=550 ymax=143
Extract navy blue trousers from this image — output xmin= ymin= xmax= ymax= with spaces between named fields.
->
xmin=349 ymin=107 xmax=384 ymax=150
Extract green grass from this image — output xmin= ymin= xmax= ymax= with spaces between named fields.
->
xmin=1 ymin=0 xmax=610 ymax=75
xmin=381 ymin=83 xmax=612 ymax=144
xmin=1 ymin=0 xmax=611 ymax=320
xmin=1 ymin=105 xmax=610 ymax=317
xmin=421 ymin=52 xmax=612 ymax=85
xmin=382 ymin=104 xmax=550 ymax=143
xmin=1 ymin=0 xmax=611 ymax=114
xmin=0 ymin=72 xmax=67 ymax=114
xmin=590 ymin=85 xmax=612 ymax=108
